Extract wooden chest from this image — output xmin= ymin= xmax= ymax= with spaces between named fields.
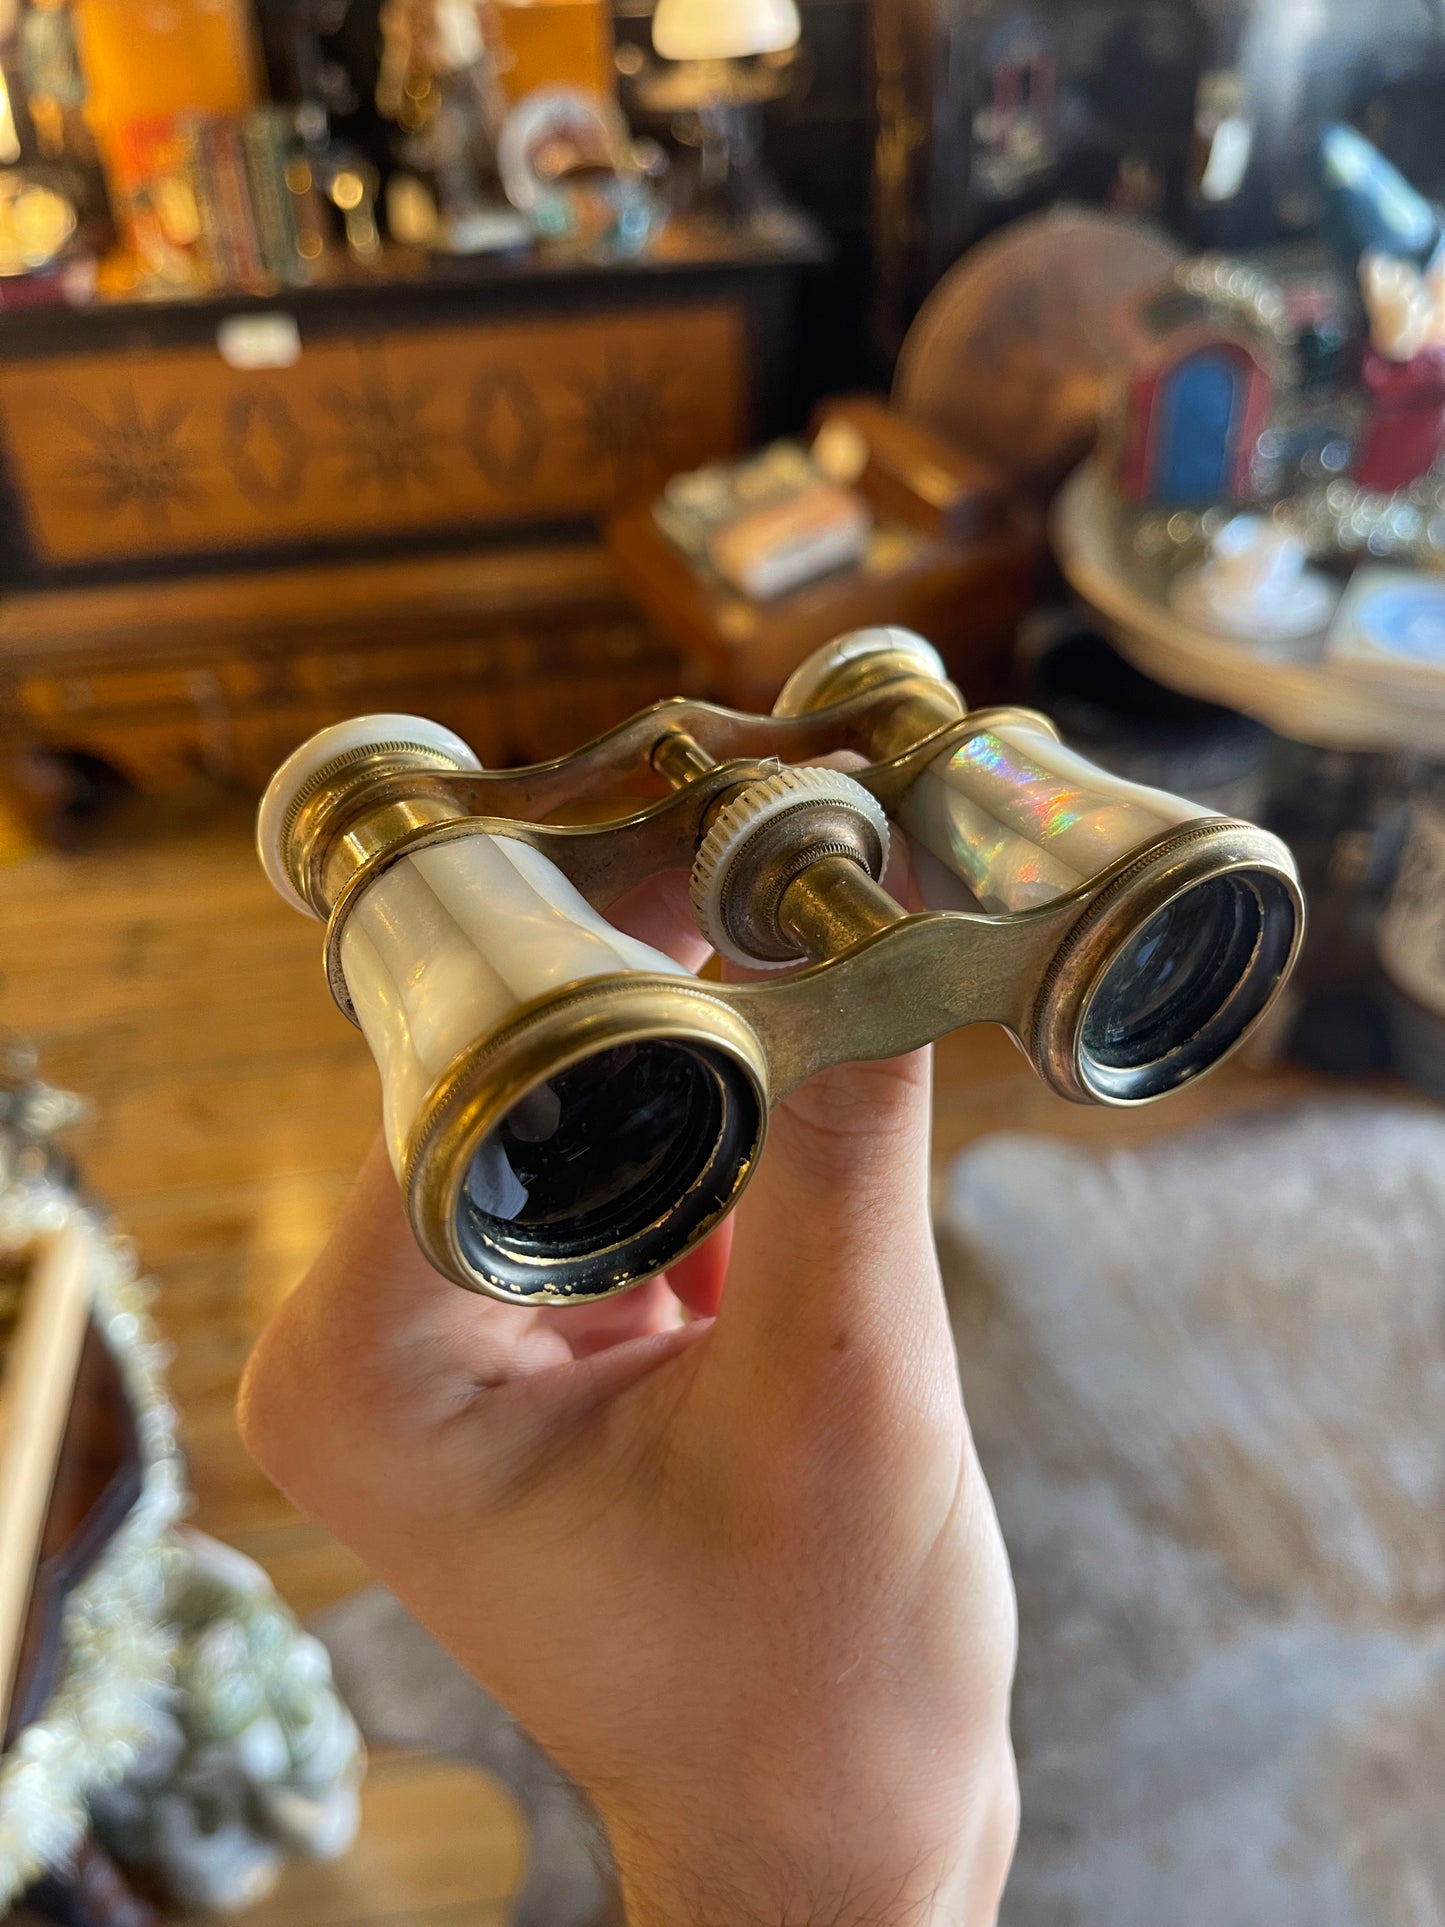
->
xmin=0 ymin=543 xmax=682 ymax=793
xmin=0 ymin=303 xmax=747 ymax=575
xmin=0 ymin=222 xmax=825 ymax=796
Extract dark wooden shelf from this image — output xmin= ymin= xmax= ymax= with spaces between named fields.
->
xmin=0 ymin=212 xmax=830 ymax=360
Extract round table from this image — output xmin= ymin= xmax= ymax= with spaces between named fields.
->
xmin=1052 ymin=463 xmax=1445 ymax=757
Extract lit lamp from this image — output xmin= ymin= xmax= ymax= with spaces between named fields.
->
xmin=643 ymin=0 xmax=801 ymax=226
xmin=651 ymin=0 xmax=801 ymax=61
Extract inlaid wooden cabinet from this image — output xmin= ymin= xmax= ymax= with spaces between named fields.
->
xmin=0 ymin=305 xmax=746 ymax=572
xmin=0 ymin=222 xmax=824 ymax=794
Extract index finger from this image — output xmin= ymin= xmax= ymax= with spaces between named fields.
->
xmin=606 ymin=868 xmax=713 ymax=970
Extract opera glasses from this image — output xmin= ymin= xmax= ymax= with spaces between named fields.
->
xmin=258 ymin=629 xmax=1304 ymax=1306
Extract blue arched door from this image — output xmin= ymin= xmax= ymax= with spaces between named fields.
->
xmin=1152 ymin=351 xmax=1246 ymax=504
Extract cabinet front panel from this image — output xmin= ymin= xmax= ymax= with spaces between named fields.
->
xmin=0 ymin=302 xmax=747 ymax=567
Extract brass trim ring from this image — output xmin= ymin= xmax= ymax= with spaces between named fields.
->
xmin=1029 ymin=818 xmax=1306 ymax=1105
xmin=403 ymin=976 xmax=770 ymax=1305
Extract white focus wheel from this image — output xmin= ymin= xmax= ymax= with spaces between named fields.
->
xmin=691 ymin=766 xmax=891 ymax=967
xmin=257 ymin=713 xmax=482 ymax=917
xmin=772 ymin=628 xmax=950 ymax=719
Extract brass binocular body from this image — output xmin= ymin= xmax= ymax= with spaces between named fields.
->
xmin=258 ymin=629 xmax=1305 ymax=1306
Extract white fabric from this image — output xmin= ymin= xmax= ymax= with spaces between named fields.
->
xmin=941 ymin=1102 xmax=1445 ymax=1927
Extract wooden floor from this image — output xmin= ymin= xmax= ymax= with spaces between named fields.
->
xmin=0 ymin=791 xmax=1331 ymax=1923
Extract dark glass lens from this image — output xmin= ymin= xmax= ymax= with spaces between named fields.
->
xmin=454 ymin=1041 xmax=759 ymax=1297
xmin=1081 ymin=872 xmax=1297 ymax=1100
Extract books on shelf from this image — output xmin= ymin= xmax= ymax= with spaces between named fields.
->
xmin=188 ymin=113 xmax=261 ymax=290
xmin=108 ymin=106 xmax=304 ymax=296
xmin=242 ymin=106 xmax=305 ymax=290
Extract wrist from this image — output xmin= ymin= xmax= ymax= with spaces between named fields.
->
xmin=608 ymin=1802 xmax=1006 ymax=1927
xmin=617 ymin=1860 xmax=949 ymax=1927
xmin=618 ymin=1867 xmax=967 ymax=1927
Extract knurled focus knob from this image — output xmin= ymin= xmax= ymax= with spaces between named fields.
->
xmin=691 ymin=766 xmax=891 ymax=967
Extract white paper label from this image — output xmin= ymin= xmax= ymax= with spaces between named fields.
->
xmin=216 ymin=313 xmax=302 ymax=372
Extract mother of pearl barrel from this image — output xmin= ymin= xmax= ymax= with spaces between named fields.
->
xmin=898 ymin=718 xmax=1208 ymax=915
xmin=338 ymin=833 xmax=691 ymax=1172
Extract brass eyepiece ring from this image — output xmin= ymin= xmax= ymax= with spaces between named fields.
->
xmin=1030 ymin=820 xmax=1306 ymax=1106
xmin=403 ymin=976 xmax=770 ymax=1304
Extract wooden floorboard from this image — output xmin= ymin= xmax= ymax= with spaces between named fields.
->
xmin=0 ymin=793 xmax=1344 ymax=1923
xmin=170 ymin=1756 xmax=527 ymax=1927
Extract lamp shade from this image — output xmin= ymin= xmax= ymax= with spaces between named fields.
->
xmin=651 ymin=0 xmax=800 ymax=61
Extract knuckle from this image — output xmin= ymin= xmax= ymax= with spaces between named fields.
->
xmin=236 ymin=1314 xmax=312 ymax=1496
xmin=236 ymin=1293 xmax=392 ymax=1511
xmin=238 ymin=1308 xmax=415 ymax=1535
xmin=753 ymin=1356 xmax=961 ymax=1515
xmin=776 ymin=1058 xmax=928 ymax=1173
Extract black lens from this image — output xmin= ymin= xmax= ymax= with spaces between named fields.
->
xmin=454 ymin=1041 xmax=760 ymax=1299
xmin=1080 ymin=872 xmax=1297 ymax=1101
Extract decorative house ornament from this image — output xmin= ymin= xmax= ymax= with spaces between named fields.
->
xmin=1054 ymin=131 xmax=1445 ymax=759
xmin=1097 ymin=146 xmax=1445 ymax=577
xmin=1115 ymin=263 xmax=1282 ymax=510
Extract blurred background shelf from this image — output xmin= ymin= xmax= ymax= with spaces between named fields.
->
xmin=0 ymin=214 xmax=823 ymax=585
xmin=0 ymin=216 xmax=825 ymax=798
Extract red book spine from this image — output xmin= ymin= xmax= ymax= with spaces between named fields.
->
xmin=204 ymin=117 xmax=265 ymax=292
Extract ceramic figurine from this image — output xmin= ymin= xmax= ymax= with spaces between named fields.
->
xmin=1361 ymin=252 xmax=1437 ymax=362
xmin=18 ymin=0 xmax=88 ymax=160
xmin=1356 ymin=252 xmax=1445 ymax=492
xmin=376 ymin=0 xmax=531 ymax=253
xmin=496 ymin=85 xmax=664 ymax=257
xmin=1318 ymin=122 xmax=1444 ymax=276
xmin=90 ymin=1531 xmax=364 ymax=1913
xmin=1172 ymin=513 xmax=1339 ymax=640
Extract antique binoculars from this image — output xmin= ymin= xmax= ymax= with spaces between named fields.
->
xmin=258 ymin=629 xmax=1304 ymax=1306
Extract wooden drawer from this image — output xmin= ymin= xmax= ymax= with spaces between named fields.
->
xmin=0 ymin=303 xmax=748 ymax=571
xmin=0 ymin=543 xmax=683 ymax=789
xmin=20 ymin=661 xmax=206 ymax=718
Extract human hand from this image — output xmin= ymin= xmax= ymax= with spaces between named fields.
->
xmin=239 ymin=870 xmax=1018 ymax=1927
